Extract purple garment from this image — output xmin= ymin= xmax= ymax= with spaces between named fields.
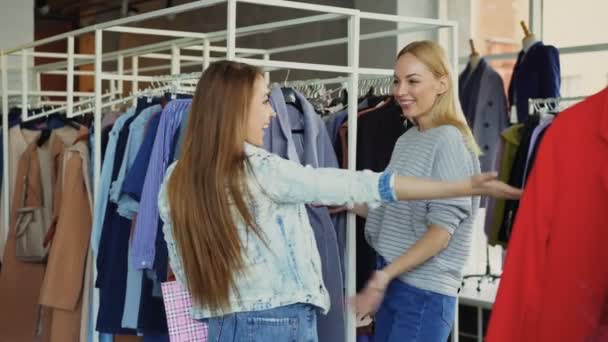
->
xmin=131 ymin=100 xmax=191 ymax=270
xmin=523 ymin=116 xmax=553 ymax=185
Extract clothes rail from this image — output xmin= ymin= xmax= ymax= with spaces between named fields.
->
xmin=528 ymin=95 xmax=589 ymax=114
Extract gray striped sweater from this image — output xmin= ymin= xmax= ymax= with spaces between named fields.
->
xmin=365 ymin=125 xmax=481 ymax=297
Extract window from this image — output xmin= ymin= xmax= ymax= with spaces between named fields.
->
xmin=543 ymin=0 xmax=608 ymax=97
xmin=450 ymin=0 xmax=530 ymax=88
xmin=561 ymin=74 xmax=583 ymax=98
xmin=558 ymin=52 xmax=608 ymax=97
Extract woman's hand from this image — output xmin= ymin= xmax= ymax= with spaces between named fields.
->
xmin=350 ymin=270 xmax=391 ymax=317
xmin=470 ymin=172 xmax=522 ymax=199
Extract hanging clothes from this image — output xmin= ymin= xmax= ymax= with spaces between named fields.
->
xmin=131 ymin=99 xmax=191 ymax=271
xmin=523 ymin=115 xmax=553 ymax=183
xmin=323 ymin=98 xmax=370 ymax=154
xmin=109 ymin=104 xmax=161 ymax=330
xmin=522 ymin=117 xmax=552 ymax=183
xmin=485 ymin=123 xmax=524 ymax=246
xmin=0 ymin=110 xmax=22 ymax=205
xmin=95 ymin=98 xmax=167 ymax=335
xmin=39 ymin=139 xmax=93 ymax=342
xmin=0 ymin=127 xmax=79 ymax=342
xmin=487 ymin=87 xmax=608 ymax=342
xmin=172 ymin=108 xmax=189 ymax=160
xmin=497 ymin=115 xmax=540 ymax=243
xmin=130 ymin=99 xmax=189 ymax=336
xmin=508 ymin=41 xmax=561 ymax=124
xmin=0 ymin=125 xmax=39 ymax=262
xmin=91 ymin=107 xmax=137 ymax=257
xmin=337 ymin=99 xmax=392 ymax=170
xmin=96 ymin=107 xmax=144 ymax=335
xmin=336 ymin=98 xmax=408 ymax=290
xmin=120 ymin=112 xmax=162 ymax=218
xmin=265 ymin=86 xmax=345 ymax=342
xmin=459 ymin=58 xmax=509 ymax=173
xmin=459 ymin=60 xmax=485 ymax=126
xmin=89 ymin=95 xmax=190 ymax=338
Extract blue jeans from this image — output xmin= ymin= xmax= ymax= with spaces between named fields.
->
xmin=374 ymin=257 xmax=456 ymax=342
xmin=206 ymin=304 xmax=318 ymax=342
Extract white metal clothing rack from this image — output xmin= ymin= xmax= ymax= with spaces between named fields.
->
xmin=0 ymin=2 xmax=458 ymax=341
xmin=528 ymin=95 xmax=589 ymax=115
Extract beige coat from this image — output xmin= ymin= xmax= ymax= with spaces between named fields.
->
xmin=40 ymin=140 xmax=93 ymax=342
xmin=0 ymin=128 xmax=79 ymax=342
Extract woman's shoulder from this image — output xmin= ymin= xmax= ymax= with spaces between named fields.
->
xmin=429 ymin=125 xmax=473 ymax=156
xmin=432 ymin=124 xmax=463 ymax=140
xmin=427 ymin=125 xmax=467 ymax=148
xmin=402 ymin=125 xmax=463 ymax=147
xmin=244 ymin=143 xmax=271 ymax=159
xmin=164 ymin=161 xmax=179 ymax=181
xmin=244 ymin=144 xmax=284 ymax=172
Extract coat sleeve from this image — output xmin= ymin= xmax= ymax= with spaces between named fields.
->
xmin=494 ymin=73 xmax=509 ymax=133
xmin=538 ymin=45 xmax=561 ymax=99
xmin=486 ymin=125 xmax=556 ymax=341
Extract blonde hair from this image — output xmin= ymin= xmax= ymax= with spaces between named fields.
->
xmin=397 ymin=41 xmax=481 ymax=156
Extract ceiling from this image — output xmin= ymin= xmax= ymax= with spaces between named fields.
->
xmin=37 ymin=0 xmax=172 ymax=22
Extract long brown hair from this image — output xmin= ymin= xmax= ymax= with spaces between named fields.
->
xmin=167 ymin=60 xmax=264 ymax=310
xmin=398 ymin=41 xmax=481 ymax=156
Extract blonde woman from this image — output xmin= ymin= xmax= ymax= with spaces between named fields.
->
xmin=353 ymin=41 xmax=483 ymax=342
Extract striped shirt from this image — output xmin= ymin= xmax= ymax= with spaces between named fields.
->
xmin=131 ymin=99 xmax=191 ymax=270
xmin=365 ymin=125 xmax=481 ymax=297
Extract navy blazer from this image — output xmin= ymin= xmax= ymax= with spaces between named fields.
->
xmin=508 ymin=41 xmax=561 ymax=124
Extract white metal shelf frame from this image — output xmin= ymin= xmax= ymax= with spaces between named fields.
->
xmin=459 ymin=42 xmax=608 ymax=65
xmin=0 ymin=1 xmax=458 ymax=341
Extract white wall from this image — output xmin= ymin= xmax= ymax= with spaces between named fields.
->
xmin=355 ymin=0 xmax=450 ymax=70
xmin=449 ymin=0 xmax=472 ymax=71
xmin=355 ymin=0 xmax=397 ymax=70
xmin=397 ymin=0 xmax=440 ymax=49
xmin=0 ymin=0 xmax=34 ymax=91
xmin=0 ymin=0 xmax=34 ymax=50
xmin=543 ymin=0 xmax=608 ymax=97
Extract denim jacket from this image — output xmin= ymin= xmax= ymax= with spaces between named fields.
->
xmin=158 ymin=143 xmax=396 ymax=319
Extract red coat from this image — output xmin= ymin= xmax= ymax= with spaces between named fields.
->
xmin=487 ymin=87 xmax=608 ymax=341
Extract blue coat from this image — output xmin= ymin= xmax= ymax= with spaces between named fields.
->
xmin=459 ymin=58 xmax=509 ymax=172
xmin=508 ymin=41 xmax=561 ymax=124
xmin=264 ymin=86 xmax=345 ymax=342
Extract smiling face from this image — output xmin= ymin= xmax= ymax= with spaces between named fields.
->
xmin=245 ymin=76 xmax=275 ymax=146
xmin=393 ymin=52 xmax=448 ymax=130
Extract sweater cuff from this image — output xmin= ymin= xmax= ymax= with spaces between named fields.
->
xmin=378 ymin=171 xmax=397 ymax=202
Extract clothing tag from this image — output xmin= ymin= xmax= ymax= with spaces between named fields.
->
xmin=510 ymin=105 xmax=518 ymax=124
